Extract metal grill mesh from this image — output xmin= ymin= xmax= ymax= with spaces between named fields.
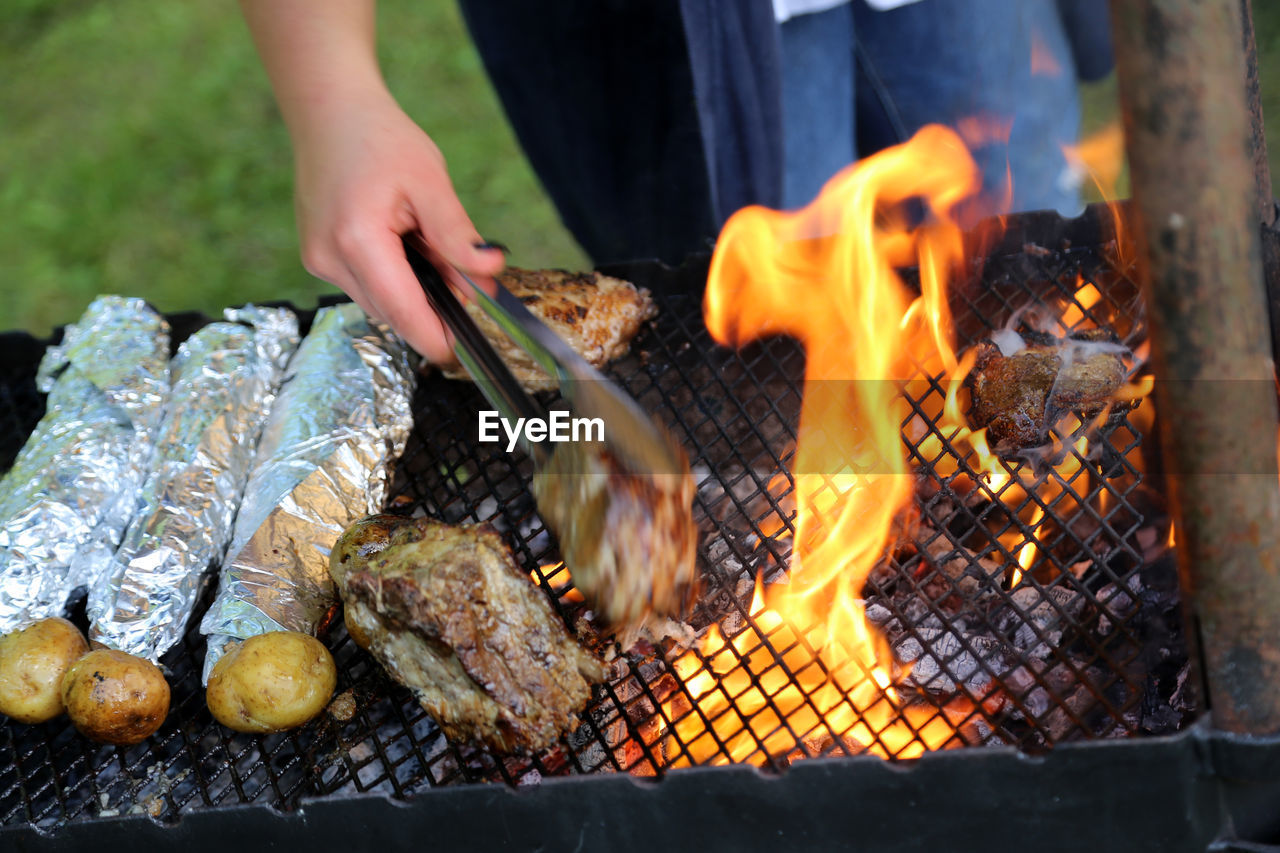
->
xmin=0 ymin=214 xmax=1190 ymax=829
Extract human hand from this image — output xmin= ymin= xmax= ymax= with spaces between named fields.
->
xmin=291 ymin=91 xmax=505 ymax=362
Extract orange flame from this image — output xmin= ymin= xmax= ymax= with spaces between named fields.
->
xmin=1012 ymin=506 xmax=1045 ymax=587
xmin=1062 ymin=121 xmax=1132 ymax=267
xmin=1061 ymin=121 xmax=1126 ymax=202
xmin=686 ymin=125 xmax=983 ymax=762
xmin=667 ymin=121 xmax=1155 ymax=769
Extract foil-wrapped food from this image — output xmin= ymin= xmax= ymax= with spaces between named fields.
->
xmin=199 ymin=303 xmax=415 ymax=686
xmin=87 ymin=306 xmax=299 ymax=662
xmin=0 ymin=296 xmax=170 ymax=632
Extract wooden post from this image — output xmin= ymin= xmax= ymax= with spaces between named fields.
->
xmin=1110 ymin=0 xmax=1280 ymax=734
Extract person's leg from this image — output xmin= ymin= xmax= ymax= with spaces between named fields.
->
xmin=678 ymin=0 xmax=787 ymax=225
xmin=853 ymin=0 xmax=1085 ymax=215
xmin=459 ymin=0 xmax=718 ymax=265
xmin=461 ymin=0 xmax=787 ymax=265
xmin=778 ymin=4 xmax=857 ymax=208
xmin=1056 ymin=0 xmax=1114 ymax=83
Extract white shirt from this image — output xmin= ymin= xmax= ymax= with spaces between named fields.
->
xmin=772 ymin=0 xmax=926 ymax=23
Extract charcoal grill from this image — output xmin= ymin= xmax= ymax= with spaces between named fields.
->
xmin=5 ymin=201 xmax=1278 ymax=852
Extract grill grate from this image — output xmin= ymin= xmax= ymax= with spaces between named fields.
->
xmin=0 ymin=209 xmax=1192 ymax=829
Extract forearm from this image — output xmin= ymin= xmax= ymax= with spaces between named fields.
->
xmin=237 ymin=0 xmax=504 ymax=362
xmin=238 ymin=0 xmax=389 ymax=145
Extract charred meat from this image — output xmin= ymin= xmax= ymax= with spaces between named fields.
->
xmin=532 ymin=443 xmax=698 ymax=645
xmin=967 ymin=328 xmax=1134 ymax=450
xmin=330 ymin=515 xmax=604 ymax=754
xmin=442 ymin=267 xmax=656 ymax=391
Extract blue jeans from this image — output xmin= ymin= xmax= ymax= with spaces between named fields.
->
xmin=460 ymin=0 xmax=1101 ymax=265
xmin=780 ymin=0 xmax=1087 ymax=215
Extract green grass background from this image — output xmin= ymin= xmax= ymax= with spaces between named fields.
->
xmin=3 ymin=3 xmax=1280 ymax=336
xmin=1 ymin=1 xmax=588 ymax=337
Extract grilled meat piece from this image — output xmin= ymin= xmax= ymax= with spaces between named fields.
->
xmin=330 ymin=515 xmax=604 ymax=754
xmin=532 ymin=443 xmax=698 ymax=645
xmin=967 ymin=328 xmax=1133 ymax=450
xmin=442 ymin=267 xmax=656 ymax=391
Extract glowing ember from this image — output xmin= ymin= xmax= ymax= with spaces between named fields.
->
xmin=531 ymin=561 xmax=584 ymax=604
xmin=1060 ymin=279 xmax=1103 ymax=330
xmin=667 ymin=575 xmax=960 ymax=765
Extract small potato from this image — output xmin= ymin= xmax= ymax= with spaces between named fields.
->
xmin=0 ymin=617 xmax=90 ymax=724
xmin=207 ymin=632 xmax=336 ymax=733
xmin=343 ymin=608 xmax=373 ymax=651
xmin=61 ymin=649 xmax=170 ymax=745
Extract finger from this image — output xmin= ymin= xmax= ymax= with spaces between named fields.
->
xmin=404 ymin=171 xmax=507 ymax=279
xmin=342 ymin=222 xmax=457 ymax=364
xmin=297 ymin=232 xmax=397 ymax=327
xmin=306 ymin=256 xmax=390 ymax=326
xmin=334 ymin=264 xmax=388 ymax=325
xmin=421 ymin=241 xmax=498 ymax=304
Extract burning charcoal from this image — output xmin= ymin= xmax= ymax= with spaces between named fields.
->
xmin=999 ymin=665 xmax=1041 ymax=709
xmin=918 ymin=537 xmax=1007 ymax=604
xmin=1020 ymin=657 xmax=1136 ymax=742
xmin=1141 ymin=700 xmax=1183 ymax=734
xmin=1168 ymin=662 xmax=1195 ymax=715
xmin=1093 ymin=576 xmax=1142 ymax=635
xmin=967 ymin=715 xmax=1006 ymax=746
xmin=1011 ymin=665 xmax=1077 ymax=733
xmin=1035 ymin=664 xmax=1127 ymax=742
xmin=885 ymin=595 xmax=941 ymax=635
xmin=864 ymin=602 xmax=898 ymax=632
xmin=715 ymin=574 xmax=759 ymax=638
xmin=702 ymin=536 xmax=752 ymax=591
xmin=788 ymin=732 xmax=871 ymax=763
xmin=696 ymin=462 xmax=794 ymax=539
xmin=893 ymin=627 xmax=1014 ymax=696
xmin=1039 ymin=684 xmax=1101 ymax=742
xmin=997 ymin=584 xmax=1087 ymax=659
xmin=967 ymin=328 xmax=1136 ymax=450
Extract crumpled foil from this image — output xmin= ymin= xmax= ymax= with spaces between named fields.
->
xmin=200 ymin=303 xmax=415 ymax=681
xmin=0 ymin=296 xmax=170 ymax=633
xmin=87 ymin=306 xmax=299 ymax=661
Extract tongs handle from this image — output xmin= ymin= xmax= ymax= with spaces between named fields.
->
xmin=402 ymin=235 xmax=547 ymax=462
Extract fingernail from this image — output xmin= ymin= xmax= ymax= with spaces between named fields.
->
xmin=473 ymin=240 xmax=510 ymax=253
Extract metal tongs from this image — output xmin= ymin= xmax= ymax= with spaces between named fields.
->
xmin=402 ymin=234 xmax=685 ymax=476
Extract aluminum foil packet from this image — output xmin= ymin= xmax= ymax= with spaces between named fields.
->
xmin=200 ymin=303 xmax=415 ymax=680
xmin=0 ymin=296 xmax=170 ymax=633
xmin=88 ymin=306 xmax=300 ymax=661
